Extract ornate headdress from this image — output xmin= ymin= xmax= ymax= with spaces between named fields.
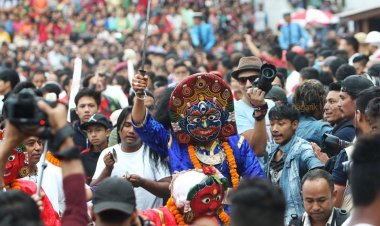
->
xmin=169 ymin=73 xmax=236 ymax=144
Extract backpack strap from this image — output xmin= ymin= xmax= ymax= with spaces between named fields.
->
xmin=288 ymin=214 xmax=303 ymax=226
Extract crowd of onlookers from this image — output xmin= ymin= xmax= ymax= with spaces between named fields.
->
xmin=1 ymin=0 xmax=380 ymax=226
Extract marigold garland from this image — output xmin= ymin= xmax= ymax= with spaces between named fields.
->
xmin=5 ymin=180 xmax=21 ymax=191
xmin=188 ymin=141 xmax=240 ymax=189
xmin=166 ymin=197 xmax=187 ymax=225
xmin=166 ymin=197 xmax=230 ymax=225
xmin=218 ymin=208 xmax=231 ymax=224
xmin=46 ymin=152 xmax=61 ymax=167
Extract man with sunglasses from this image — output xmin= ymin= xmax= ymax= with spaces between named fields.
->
xmin=232 ymin=56 xmax=275 ymax=157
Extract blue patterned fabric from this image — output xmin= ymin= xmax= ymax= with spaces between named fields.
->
xmin=133 ymin=113 xmax=265 ymax=186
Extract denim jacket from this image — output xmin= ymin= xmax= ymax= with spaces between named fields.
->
xmin=296 ymin=116 xmax=332 ymax=146
xmin=265 ymin=135 xmax=323 ymax=224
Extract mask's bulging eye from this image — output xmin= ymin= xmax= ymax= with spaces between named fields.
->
xmin=202 ymin=197 xmax=211 ymax=204
xmin=8 ymin=155 xmax=15 ymax=161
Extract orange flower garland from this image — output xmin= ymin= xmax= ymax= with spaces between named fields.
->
xmin=188 ymin=141 xmax=240 ymax=189
xmin=46 ymin=152 xmax=61 ymax=167
xmin=166 ymin=197 xmax=187 ymax=225
xmin=166 ymin=197 xmax=230 ymax=225
xmin=218 ymin=208 xmax=231 ymax=224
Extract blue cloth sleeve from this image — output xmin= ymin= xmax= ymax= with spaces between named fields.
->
xmin=301 ymin=145 xmax=324 ymax=171
xmin=279 ymin=25 xmax=288 ymax=50
xmin=230 ymin=135 xmax=266 ymax=179
xmin=204 ymin=25 xmax=215 ymax=53
xmin=332 ymin=149 xmax=348 ymax=186
xmin=132 ymin=112 xmax=170 ymax=158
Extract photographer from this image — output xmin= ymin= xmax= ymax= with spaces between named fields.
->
xmin=0 ymin=100 xmax=87 ymax=225
xmin=232 ymin=56 xmax=275 ymax=157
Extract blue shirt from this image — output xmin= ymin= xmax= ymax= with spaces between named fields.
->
xmin=279 ymin=22 xmax=309 ymax=50
xmin=296 ymin=116 xmax=333 ymax=147
xmin=189 ymin=22 xmax=215 ymax=53
xmin=265 ymin=135 xmax=323 ymax=224
xmin=332 ymin=149 xmax=348 ymax=186
xmin=133 ymin=113 xmax=265 ymax=187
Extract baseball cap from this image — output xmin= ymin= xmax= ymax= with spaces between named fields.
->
xmin=93 ymin=177 xmax=136 ymax=215
xmin=341 ymin=75 xmax=374 ymax=99
xmin=81 ymin=113 xmax=111 ymax=130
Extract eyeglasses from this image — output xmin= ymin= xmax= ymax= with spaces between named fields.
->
xmin=237 ymin=76 xmax=258 ymax=84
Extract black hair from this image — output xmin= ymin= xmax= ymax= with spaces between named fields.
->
xmin=269 ymin=103 xmax=300 ymax=122
xmin=293 ymin=80 xmax=325 ymax=117
xmin=0 ymin=190 xmax=43 ymax=226
xmin=285 ymin=51 xmax=297 ymax=63
xmin=275 ymin=67 xmax=287 ymax=89
xmin=300 ymin=67 xmax=319 ymax=80
xmin=292 ymin=55 xmax=309 ymax=72
xmin=152 ymin=76 xmax=168 ymax=89
xmin=329 ymin=58 xmax=347 ymax=77
xmin=12 ymin=81 xmax=36 ymax=94
xmin=269 ymin=46 xmax=283 ymax=59
xmin=367 ymin=64 xmax=380 ymax=78
xmin=365 ymin=97 xmax=380 ymax=122
xmin=333 ymin=50 xmax=349 ymax=63
xmin=154 ymin=86 xmax=175 ymax=130
xmin=116 ymin=106 xmax=169 ymax=170
xmin=173 ymin=61 xmax=188 ymax=70
xmin=221 ymin=57 xmax=233 ymax=70
xmin=318 ymin=71 xmax=334 ymax=86
xmin=301 ymin=169 xmax=334 ymax=192
xmin=319 ymin=49 xmax=333 ymax=59
xmin=74 ymin=88 xmax=101 ymax=106
xmin=335 ymin=64 xmax=356 ymax=81
xmin=351 ymin=133 xmax=380 ymax=206
xmin=230 ymin=178 xmax=285 ymax=226
xmin=356 ymin=87 xmax=380 ymax=113
xmin=305 ymin=48 xmax=316 ymax=57
xmin=98 ymin=210 xmax=130 ymax=224
xmin=352 ymin=55 xmax=369 ymax=65
xmin=328 ymin=82 xmax=341 ymax=92
xmin=344 ymin=36 xmax=359 ymax=53
xmin=40 ymin=82 xmax=62 ymax=98
xmin=0 ymin=69 xmax=20 ymax=89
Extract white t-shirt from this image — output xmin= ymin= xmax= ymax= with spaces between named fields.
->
xmin=342 ymin=215 xmax=375 ymax=226
xmin=92 ymin=144 xmax=170 ymax=210
xmin=21 ymin=161 xmax=65 ymax=215
xmin=285 ymin=70 xmax=300 ymax=94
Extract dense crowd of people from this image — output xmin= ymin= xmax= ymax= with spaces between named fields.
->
xmin=1 ymin=0 xmax=380 ymax=226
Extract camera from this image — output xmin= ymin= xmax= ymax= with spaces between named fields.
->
xmin=254 ymin=63 xmax=277 ymax=93
xmin=4 ymin=89 xmax=55 ymax=131
xmin=321 ymin=133 xmax=353 ymax=157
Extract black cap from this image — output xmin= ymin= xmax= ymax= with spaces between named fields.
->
xmin=93 ymin=177 xmax=136 ymax=215
xmin=81 ymin=113 xmax=111 ymax=130
xmin=341 ymin=75 xmax=374 ymax=99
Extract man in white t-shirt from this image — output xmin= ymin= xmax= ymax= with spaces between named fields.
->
xmin=91 ymin=107 xmax=171 ymax=211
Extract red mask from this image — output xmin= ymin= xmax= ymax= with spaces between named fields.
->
xmin=189 ymin=183 xmax=224 ymax=219
xmin=3 ymin=148 xmax=27 ymax=185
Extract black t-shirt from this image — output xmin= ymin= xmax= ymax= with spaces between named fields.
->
xmin=80 ymin=148 xmax=101 ymax=184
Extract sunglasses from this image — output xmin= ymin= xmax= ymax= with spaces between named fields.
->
xmin=237 ymin=76 xmax=259 ymax=84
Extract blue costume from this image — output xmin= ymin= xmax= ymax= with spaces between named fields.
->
xmin=133 ymin=113 xmax=265 ymax=186
xmin=133 ymin=73 xmax=265 ymax=188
